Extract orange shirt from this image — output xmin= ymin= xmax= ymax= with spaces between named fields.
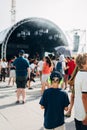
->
xmin=42 ymin=62 xmax=52 ymax=74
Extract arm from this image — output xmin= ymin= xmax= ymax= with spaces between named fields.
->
xmin=64 ymin=106 xmax=69 ymax=111
xmin=82 ymin=93 xmax=87 ymax=125
xmin=40 ymin=105 xmax=44 ymax=109
xmin=70 ymin=66 xmax=78 ymax=80
xmin=68 ymin=66 xmax=78 ymax=86
xmin=39 ymin=91 xmax=46 ymax=110
xmin=64 ymin=92 xmax=70 ymax=111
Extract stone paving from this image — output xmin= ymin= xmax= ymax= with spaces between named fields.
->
xmin=0 ymin=78 xmax=75 ymax=130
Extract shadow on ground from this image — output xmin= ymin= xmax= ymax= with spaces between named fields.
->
xmin=39 ymin=121 xmax=75 ymax=130
xmin=39 ymin=127 xmax=44 ymax=130
xmin=38 ymin=121 xmax=75 ymax=130
xmin=0 ymin=89 xmax=41 ymax=110
xmin=66 ymin=120 xmax=75 ymax=130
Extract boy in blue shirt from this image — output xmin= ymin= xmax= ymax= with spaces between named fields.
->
xmin=39 ymin=71 xmax=69 ymax=130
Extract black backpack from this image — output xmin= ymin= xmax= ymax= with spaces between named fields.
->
xmin=56 ymin=61 xmax=63 ymax=74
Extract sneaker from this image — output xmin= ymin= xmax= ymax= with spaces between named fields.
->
xmin=28 ymin=87 xmax=33 ymax=89
xmin=21 ymin=101 xmax=25 ymax=104
xmin=15 ymin=101 xmax=20 ymax=104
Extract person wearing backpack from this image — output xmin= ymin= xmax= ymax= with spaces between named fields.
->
xmin=56 ymin=55 xmax=66 ymax=89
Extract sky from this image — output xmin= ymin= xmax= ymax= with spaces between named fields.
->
xmin=0 ymin=0 xmax=87 ymax=31
xmin=0 ymin=0 xmax=87 ymax=49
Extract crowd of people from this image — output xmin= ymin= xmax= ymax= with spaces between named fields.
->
xmin=0 ymin=50 xmax=87 ymax=130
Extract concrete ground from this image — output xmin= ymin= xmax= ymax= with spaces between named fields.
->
xmin=0 ymin=78 xmax=75 ymax=130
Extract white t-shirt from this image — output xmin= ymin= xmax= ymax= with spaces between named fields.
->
xmin=74 ymin=71 xmax=87 ymax=121
xmin=1 ymin=61 xmax=7 ymax=68
xmin=62 ymin=61 xmax=66 ymax=75
xmin=38 ymin=60 xmax=43 ymax=71
xmin=30 ymin=63 xmax=36 ymax=72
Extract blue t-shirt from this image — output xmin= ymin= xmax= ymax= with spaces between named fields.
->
xmin=39 ymin=88 xmax=70 ymax=129
xmin=13 ymin=57 xmax=29 ymax=77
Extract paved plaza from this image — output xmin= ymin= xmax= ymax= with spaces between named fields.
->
xmin=0 ymin=78 xmax=75 ymax=130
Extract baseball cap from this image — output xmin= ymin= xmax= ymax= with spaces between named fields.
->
xmin=50 ymin=71 xmax=62 ymax=82
xmin=19 ymin=50 xmax=25 ymax=55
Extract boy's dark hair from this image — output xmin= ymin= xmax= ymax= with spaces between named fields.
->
xmin=45 ymin=56 xmax=52 ymax=67
xmin=50 ymin=71 xmax=62 ymax=83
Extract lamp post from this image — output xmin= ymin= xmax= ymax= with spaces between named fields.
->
xmin=11 ymin=0 xmax=16 ymax=25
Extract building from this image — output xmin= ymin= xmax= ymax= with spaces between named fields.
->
xmin=73 ymin=32 xmax=80 ymax=52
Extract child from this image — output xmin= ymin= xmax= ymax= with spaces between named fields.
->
xmin=74 ymin=53 xmax=87 ymax=130
xmin=39 ymin=71 xmax=70 ymax=130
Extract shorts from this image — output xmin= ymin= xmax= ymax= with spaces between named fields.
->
xmin=42 ymin=74 xmax=50 ymax=82
xmin=64 ymin=74 xmax=68 ymax=82
xmin=68 ymin=75 xmax=71 ymax=80
xmin=44 ymin=124 xmax=65 ymax=130
xmin=16 ymin=76 xmax=27 ymax=89
xmin=9 ymin=70 xmax=16 ymax=78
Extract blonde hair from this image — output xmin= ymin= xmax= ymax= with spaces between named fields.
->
xmin=76 ymin=53 xmax=87 ymax=69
